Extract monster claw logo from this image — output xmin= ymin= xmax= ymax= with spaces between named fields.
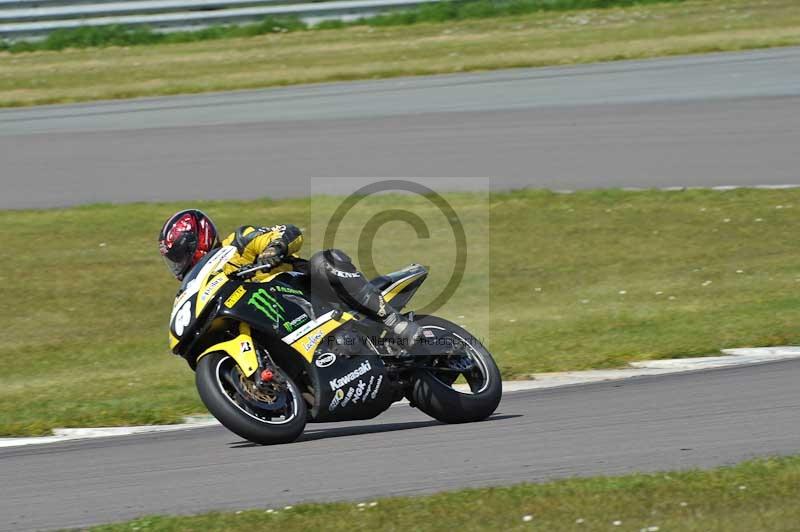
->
xmin=248 ymin=289 xmax=286 ymax=324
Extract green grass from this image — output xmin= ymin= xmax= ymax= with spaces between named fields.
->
xmin=0 ymin=0 xmax=685 ymax=53
xmin=2 ymin=188 xmax=800 ymax=436
xmin=0 ymin=18 xmax=307 ymax=53
xmin=91 ymin=455 xmax=800 ymax=531
xmin=2 ymin=0 xmax=800 ymax=107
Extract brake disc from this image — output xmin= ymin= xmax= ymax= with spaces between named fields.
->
xmin=238 ymin=373 xmax=279 ymax=404
xmin=230 ymin=368 xmax=289 ymax=411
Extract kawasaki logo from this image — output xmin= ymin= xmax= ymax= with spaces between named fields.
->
xmin=248 ymin=288 xmax=285 ymax=324
xmin=329 ymin=361 xmax=371 ymax=391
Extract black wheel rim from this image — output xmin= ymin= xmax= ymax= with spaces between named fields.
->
xmin=422 ymin=325 xmax=491 ymax=395
xmin=214 ymin=356 xmax=299 ymax=425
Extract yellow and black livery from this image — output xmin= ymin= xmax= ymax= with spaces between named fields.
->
xmin=222 ymin=224 xmax=304 ymax=281
xmin=168 ymin=243 xmax=428 ymax=423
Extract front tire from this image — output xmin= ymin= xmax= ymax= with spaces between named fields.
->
xmin=409 ymin=315 xmax=502 ymax=424
xmin=196 ymin=352 xmax=307 ymax=445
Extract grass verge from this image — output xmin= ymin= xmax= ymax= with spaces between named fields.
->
xmin=1 ymin=0 xmax=800 ymax=107
xmin=2 ymin=188 xmax=800 ymax=435
xmin=91 ymin=455 xmax=800 ymax=531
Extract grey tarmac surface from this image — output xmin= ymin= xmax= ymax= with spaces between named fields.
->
xmin=2 ymin=359 xmax=800 ymax=531
xmin=1 ymin=47 xmax=800 ymax=208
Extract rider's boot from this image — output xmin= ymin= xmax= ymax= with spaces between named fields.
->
xmin=382 ymin=311 xmax=422 ymax=348
xmin=354 ymin=283 xmax=422 ymax=348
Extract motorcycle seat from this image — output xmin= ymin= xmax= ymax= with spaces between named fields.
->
xmin=369 ymin=264 xmax=425 ymax=292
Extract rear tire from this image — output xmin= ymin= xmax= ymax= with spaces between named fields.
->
xmin=196 ymin=352 xmax=307 ymax=445
xmin=409 ymin=315 xmax=502 ymax=424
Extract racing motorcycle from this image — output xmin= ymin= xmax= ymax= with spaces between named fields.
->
xmin=168 ymin=246 xmax=502 ymax=445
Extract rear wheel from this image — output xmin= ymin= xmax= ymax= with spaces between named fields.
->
xmin=196 ymin=352 xmax=307 ymax=445
xmin=408 ymin=315 xmax=502 ymax=423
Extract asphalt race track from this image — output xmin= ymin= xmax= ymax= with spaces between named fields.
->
xmin=3 ymin=360 xmax=800 ymax=530
xmin=1 ymin=47 xmax=800 ymax=208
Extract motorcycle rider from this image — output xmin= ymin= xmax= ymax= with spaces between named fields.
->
xmin=158 ymin=209 xmax=421 ymax=346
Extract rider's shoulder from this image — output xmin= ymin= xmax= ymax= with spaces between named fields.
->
xmin=225 ymin=225 xmax=260 ymax=243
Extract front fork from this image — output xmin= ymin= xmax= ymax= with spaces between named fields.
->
xmin=254 ymin=347 xmax=287 ymax=390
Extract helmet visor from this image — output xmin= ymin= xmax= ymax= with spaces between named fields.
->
xmin=160 ymin=231 xmax=198 ymax=280
xmin=162 ymin=252 xmax=193 ymax=280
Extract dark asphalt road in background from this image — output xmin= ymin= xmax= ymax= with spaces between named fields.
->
xmin=2 ymin=360 xmax=800 ymax=531
xmin=1 ymin=47 xmax=799 ymax=209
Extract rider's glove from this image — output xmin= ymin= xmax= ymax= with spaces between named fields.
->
xmin=257 ymin=241 xmax=287 ymax=268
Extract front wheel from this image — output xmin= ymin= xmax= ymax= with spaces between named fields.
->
xmin=408 ymin=315 xmax=502 ymax=424
xmin=196 ymin=352 xmax=307 ymax=445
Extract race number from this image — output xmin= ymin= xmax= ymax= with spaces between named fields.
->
xmin=174 ymin=301 xmax=192 ymax=336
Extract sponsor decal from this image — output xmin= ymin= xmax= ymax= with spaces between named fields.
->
xmin=224 ymin=286 xmax=247 ymax=308
xmin=363 ymin=375 xmax=375 ymax=399
xmin=271 ymin=285 xmax=304 ymax=296
xmin=315 ymin=352 xmax=337 ymax=368
xmin=370 ymin=375 xmax=384 ymax=400
xmin=352 ymin=379 xmax=367 ymax=403
xmin=200 ymin=275 xmax=226 ymax=302
xmin=328 ymin=374 xmax=382 ymax=411
xmin=283 ymin=313 xmax=309 ymax=333
xmin=248 ymin=288 xmax=286 ymax=324
xmin=329 ymin=361 xmax=371 ymax=392
xmin=422 ymin=328 xmax=436 ymax=339
xmin=286 ymin=320 xmax=317 ymax=342
xmin=303 ymin=329 xmax=325 ymax=353
xmin=340 ymin=386 xmax=356 ymax=408
xmin=328 ymin=388 xmax=345 ymax=411
xmin=332 ymin=270 xmax=361 ymax=279
xmin=240 ymin=340 xmax=253 ymax=353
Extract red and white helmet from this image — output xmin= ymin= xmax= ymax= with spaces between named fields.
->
xmin=158 ymin=209 xmax=219 ymax=280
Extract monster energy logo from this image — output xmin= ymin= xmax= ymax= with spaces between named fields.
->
xmin=248 ymin=289 xmax=285 ymax=324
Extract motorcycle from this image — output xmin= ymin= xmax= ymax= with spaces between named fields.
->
xmin=168 ymin=245 xmax=502 ymax=444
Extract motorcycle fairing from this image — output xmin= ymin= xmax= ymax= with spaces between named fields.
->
xmin=171 ymin=258 xmax=429 ymax=386
xmin=169 ymin=246 xmax=238 ymax=351
xmin=307 ymin=349 xmax=394 ymax=423
xmin=280 ymin=309 xmax=355 ymax=362
xmin=218 ymin=276 xmax=316 ymax=341
xmin=171 ymin=254 xmax=311 ymax=354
